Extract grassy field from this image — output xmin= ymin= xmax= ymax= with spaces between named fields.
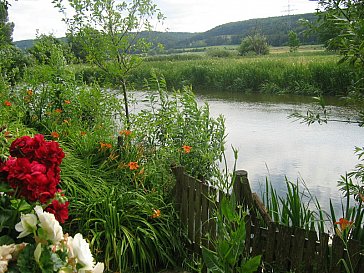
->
xmin=127 ymin=50 xmax=357 ymax=96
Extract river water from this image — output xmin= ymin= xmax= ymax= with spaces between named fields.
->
xmin=195 ymin=91 xmax=363 ymax=212
xmin=130 ymin=90 xmax=363 ymax=213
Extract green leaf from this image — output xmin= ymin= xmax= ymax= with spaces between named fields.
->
xmin=38 ymin=245 xmax=54 ymax=273
xmin=240 ymin=255 xmax=261 ymax=273
xmin=220 ymin=197 xmax=236 ymax=222
xmin=17 ymin=244 xmax=39 ymax=273
xmin=0 ymin=235 xmax=14 ymax=245
xmin=202 ymin=247 xmax=224 ymax=273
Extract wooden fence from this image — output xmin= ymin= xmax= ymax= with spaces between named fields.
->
xmin=172 ymin=166 xmax=364 ymax=273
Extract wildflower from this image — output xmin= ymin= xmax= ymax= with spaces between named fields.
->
xmin=182 ymin=145 xmax=192 ymax=154
xmin=4 ymin=101 xmax=11 ymax=107
xmin=64 ymin=100 xmax=71 ymax=104
xmin=27 ymin=89 xmax=33 ymax=96
xmin=80 ymin=131 xmax=87 ymax=136
xmin=151 ymin=209 xmax=161 ymax=219
xmin=51 ymin=132 xmax=60 ymax=139
xmin=128 ymin=161 xmax=139 ymax=170
xmin=119 ymin=129 xmax=132 ymax=136
xmin=334 ymin=218 xmax=353 ymax=231
xmin=100 ymin=142 xmax=112 ymax=149
xmin=54 ymin=109 xmax=63 ymax=114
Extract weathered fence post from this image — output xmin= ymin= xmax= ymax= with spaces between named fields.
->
xmin=233 ymin=170 xmax=254 ymax=209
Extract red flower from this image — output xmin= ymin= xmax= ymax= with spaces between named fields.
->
xmin=1 ymin=135 xmax=65 ymax=202
xmin=4 ymin=100 xmax=11 ymax=107
xmin=45 ymin=199 xmax=69 ymax=223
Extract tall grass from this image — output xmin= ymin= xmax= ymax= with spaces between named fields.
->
xmin=263 ymin=178 xmax=326 ymax=233
xmin=127 ymin=54 xmax=360 ymax=96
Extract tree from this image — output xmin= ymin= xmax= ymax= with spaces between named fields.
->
xmin=0 ymin=0 xmax=14 ymax=46
xmin=53 ymin=0 xmax=164 ymax=128
xmin=288 ymin=30 xmax=300 ymax=52
xmin=238 ymin=33 xmax=269 ymax=56
xmin=28 ymin=33 xmax=74 ymax=65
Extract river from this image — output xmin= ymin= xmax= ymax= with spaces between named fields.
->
xmin=130 ymin=90 xmax=363 ymax=214
xmin=195 ymin=91 xmax=363 ymax=213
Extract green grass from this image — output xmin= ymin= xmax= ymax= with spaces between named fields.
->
xmin=127 ymin=53 xmax=357 ymax=96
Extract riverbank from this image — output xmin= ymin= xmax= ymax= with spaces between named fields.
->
xmin=74 ymin=51 xmax=361 ymax=97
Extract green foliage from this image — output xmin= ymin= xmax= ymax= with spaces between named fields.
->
xmin=206 ymin=48 xmax=236 ymax=58
xmin=263 ymin=178 xmax=325 ymax=232
xmin=288 ymin=30 xmax=300 ymax=52
xmin=28 ymin=34 xmax=74 ymax=65
xmin=132 ymin=76 xmax=226 ymax=180
xmin=0 ymin=1 xmax=13 ymax=46
xmin=201 ymin=196 xmax=261 ymax=273
xmin=238 ymin=33 xmax=270 ymax=56
xmin=0 ymin=45 xmax=32 ymax=86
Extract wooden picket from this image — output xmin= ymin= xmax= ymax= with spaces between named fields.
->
xmin=172 ymin=166 xmax=364 ymax=273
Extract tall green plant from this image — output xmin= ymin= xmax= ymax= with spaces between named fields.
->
xmin=202 ymin=196 xmax=261 ymax=273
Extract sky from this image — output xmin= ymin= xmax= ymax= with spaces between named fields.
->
xmin=8 ymin=0 xmax=320 ymax=41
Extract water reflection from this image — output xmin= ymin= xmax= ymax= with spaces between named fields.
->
xmin=196 ymin=92 xmax=363 ymax=213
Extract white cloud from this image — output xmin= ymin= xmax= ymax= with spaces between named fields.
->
xmin=8 ymin=0 xmax=319 ymax=41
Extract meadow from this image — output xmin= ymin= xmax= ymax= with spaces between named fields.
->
xmin=76 ymin=47 xmax=361 ymax=98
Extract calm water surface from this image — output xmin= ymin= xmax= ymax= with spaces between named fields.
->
xmin=195 ymin=91 xmax=363 ymax=211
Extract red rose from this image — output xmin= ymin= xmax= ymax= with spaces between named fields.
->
xmin=45 ymin=199 xmax=69 ymax=223
xmin=9 ymin=136 xmax=34 ymax=158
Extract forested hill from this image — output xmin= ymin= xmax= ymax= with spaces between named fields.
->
xmin=15 ymin=13 xmax=319 ymax=50
xmin=175 ymin=13 xmax=319 ymax=48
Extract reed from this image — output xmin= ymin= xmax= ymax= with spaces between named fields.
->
xmin=127 ymin=54 xmax=360 ymax=96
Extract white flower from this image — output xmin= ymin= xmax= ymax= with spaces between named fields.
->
xmin=0 ymin=260 xmax=8 ymax=273
xmin=68 ymin=233 xmax=95 ymax=270
xmin=34 ymin=205 xmax=64 ymax=244
xmin=0 ymin=244 xmax=17 ymax=273
xmin=78 ymin=262 xmax=104 ymax=273
xmin=15 ymin=213 xmax=37 ymax=238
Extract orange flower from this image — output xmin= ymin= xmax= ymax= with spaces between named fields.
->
xmin=51 ymin=132 xmax=60 ymax=139
xmin=54 ymin=109 xmax=63 ymax=113
xmin=128 ymin=161 xmax=139 ymax=170
xmin=100 ymin=142 xmax=112 ymax=149
xmin=4 ymin=100 xmax=11 ymax=107
xmin=182 ymin=145 xmax=192 ymax=154
xmin=335 ymin=218 xmax=353 ymax=231
xmin=27 ymin=89 xmax=33 ymax=96
xmin=64 ymin=100 xmax=71 ymax=104
xmin=80 ymin=131 xmax=87 ymax=136
xmin=151 ymin=209 xmax=161 ymax=219
xmin=119 ymin=130 xmax=132 ymax=136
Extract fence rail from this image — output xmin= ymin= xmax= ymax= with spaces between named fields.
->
xmin=172 ymin=166 xmax=364 ymax=273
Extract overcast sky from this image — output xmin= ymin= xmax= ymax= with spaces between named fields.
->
xmin=8 ymin=0 xmax=320 ymax=41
